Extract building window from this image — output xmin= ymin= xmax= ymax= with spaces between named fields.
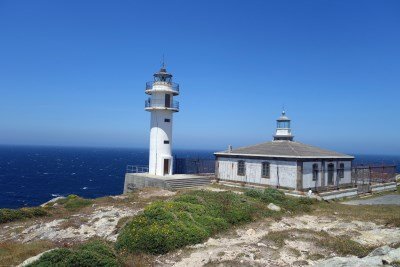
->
xmin=237 ymin=160 xmax=245 ymax=176
xmin=338 ymin=163 xmax=345 ymax=179
xmin=262 ymin=162 xmax=270 ymax=178
xmin=164 ymin=140 xmax=169 ymax=144
xmin=312 ymin=163 xmax=319 ymax=181
xmin=164 ymin=118 xmax=170 ymax=122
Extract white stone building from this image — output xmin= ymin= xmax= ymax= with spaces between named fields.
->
xmin=145 ymin=66 xmax=179 ymax=176
xmin=214 ymin=112 xmax=354 ymax=191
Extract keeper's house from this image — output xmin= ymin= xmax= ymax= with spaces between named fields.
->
xmin=214 ymin=111 xmax=354 ymax=191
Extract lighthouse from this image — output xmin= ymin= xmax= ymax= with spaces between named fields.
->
xmin=145 ymin=66 xmax=179 ymax=176
xmin=273 ymin=110 xmax=294 ymax=141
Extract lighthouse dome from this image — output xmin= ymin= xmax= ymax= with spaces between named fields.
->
xmin=277 ymin=111 xmax=290 ymax=121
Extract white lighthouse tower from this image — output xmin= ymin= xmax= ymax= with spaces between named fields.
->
xmin=145 ymin=65 xmax=179 ymax=176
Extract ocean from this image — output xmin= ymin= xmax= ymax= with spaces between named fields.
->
xmin=0 ymin=145 xmax=398 ymax=209
xmin=0 ymin=145 xmax=213 ymax=209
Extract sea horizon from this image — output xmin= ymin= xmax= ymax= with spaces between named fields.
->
xmin=0 ymin=145 xmax=399 ymax=209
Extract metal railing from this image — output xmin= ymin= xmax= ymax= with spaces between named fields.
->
xmin=126 ymin=165 xmax=149 ymax=173
xmin=175 ymin=158 xmax=215 ymax=174
xmin=146 ymin=81 xmax=179 ymax=92
xmin=145 ymin=99 xmax=179 ymax=110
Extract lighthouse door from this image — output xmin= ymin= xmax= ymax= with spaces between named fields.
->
xmin=164 ymin=159 xmax=170 ymax=175
xmin=165 ymin=94 xmax=171 ymax=108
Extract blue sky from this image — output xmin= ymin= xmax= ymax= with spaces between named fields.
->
xmin=0 ymin=0 xmax=399 ymax=154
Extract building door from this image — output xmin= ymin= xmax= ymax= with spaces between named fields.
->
xmin=328 ymin=163 xmax=334 ymax=185
xmin=164 ymin=159 xmax=169 ymax=175
xmin=165 ymin=94 xmax=171 ymax=108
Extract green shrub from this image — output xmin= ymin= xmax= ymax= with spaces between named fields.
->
xmin=318 ymin=235 xmax=373 ymax=257
xmin=56 ymin=195 xmax=93 ymax=211
xmin=0 ymin=207 xmax=48 ymax=224
xmin=243 ymin=189 xmax=263 ymax=199
xmin=27 ymin=240 xmax=118 ymax=267
xmin=116 ymin=190 xmax=258 ymax=254
xmin=244 ymin=188 xmax=314 ymax=213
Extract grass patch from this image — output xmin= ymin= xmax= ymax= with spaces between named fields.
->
xmin=262 ymin=228 xmax=374 ymax=257
xmin=27 ymin=240 xmax=118 ymax=267
xmin=116 ymin=190 xmax=270 ymax=254
xmin=0 ymin=241 xmax=55 ymax=266
xmin=313 ymin=201 xmax=400 ymax=227
xmin=55 ymin=194 xmax=93 ymax=211
xmin=307 ymin=253 xmax=325 ymax=261
xmin=262 ymin=231 xmax=289 ymax=247
xmin=321 ymin=234 xmax=372 ymax=257
xmin=244 ymin=188 xmax=315 ymax=213
xmin=287 ymin=247 xmax=301 ymax=257
xmin=0 ymin=207 xmax=48 ymax=224
xmin=116 ymin=189 xmax=314 ymax=255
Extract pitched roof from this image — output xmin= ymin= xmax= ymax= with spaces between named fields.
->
xmin=215 ymin=141 xmax=354 ymax=159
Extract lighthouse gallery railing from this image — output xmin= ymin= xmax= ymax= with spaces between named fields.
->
xmin=145 ymin=99 xmax=179 ymax=110
xmin=146 ymin=81 xmax=179 ymax=92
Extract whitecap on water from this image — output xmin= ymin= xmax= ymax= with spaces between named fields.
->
xmin=82 ymin=187 xmax=88 ymax=190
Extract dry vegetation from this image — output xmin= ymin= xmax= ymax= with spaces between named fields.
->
xmin=1 ymin=186 xmax=399 ymax=266
xmin=0 ymin=241 xmax=55 ymax=267
xmin=262 ymin=228 xmax=375 ymax=257
xmin=312 ymin=200 xmax=400 ymax=227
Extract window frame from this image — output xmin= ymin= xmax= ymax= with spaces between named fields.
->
xmin=237 ymin=160 xmax=245 ymax=176
xmin=338 ymin=163 xmax=345 ymax=179
xmin=163 ymin=140 xmax=170 ymax=144
xmin=261 ymin=162 xmax=270 ymax=178
xmin=312 ymin=163 xmax=319 ymax=181
xmin=164 ymin=118 xmax=171 ymax=122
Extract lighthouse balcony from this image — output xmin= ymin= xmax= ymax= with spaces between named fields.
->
xmin=145 ymin=99 xmax=179 ymax=112
xmin=145 ymin=81 xmax=179 ymax=95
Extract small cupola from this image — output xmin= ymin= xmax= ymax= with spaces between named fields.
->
xmin=153 ymin=65 xmax=172 ymax=83
xmin=273 ymin=110 xmax=294 ymax=141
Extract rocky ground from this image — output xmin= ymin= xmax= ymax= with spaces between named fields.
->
xmin=154 ymin=214 xmax=400 ymax=267
xmin=1 ymin=185 xmax=400 ymax=266
xmin=0 ymin=188 xmax=176 ymax=246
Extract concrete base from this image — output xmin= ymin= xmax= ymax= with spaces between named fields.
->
xmin=318 ymin=187 xmax=359 ymax=200
xmin=371 ymin=182 xmax=397 ymax=193
xmin=123 ymin=173 xmax=213 ymax=193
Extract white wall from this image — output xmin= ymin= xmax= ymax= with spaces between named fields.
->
xmin=302 ymin=160 xmax=352 ymax=189
xmin=148 ymin=89 xmax=174 ymax=176
xmin=216 ymin=157 xmax=298 ymax=189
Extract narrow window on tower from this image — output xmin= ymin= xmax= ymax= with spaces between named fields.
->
xmin=164 ymin=140 xmax=170 ymax=144
xmin=164 ymin=118 xmax=170 ymax=122
xmin=165 ymin=94 xmax=171 ymax=108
